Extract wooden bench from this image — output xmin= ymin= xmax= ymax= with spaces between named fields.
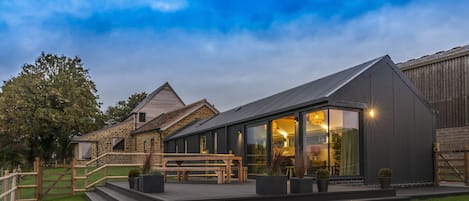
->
xmin=157 ymin=167 xmax=226 ymax=184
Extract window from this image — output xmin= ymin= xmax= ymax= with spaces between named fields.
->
xmin=112 ymin=137 xmax=125 ymax=151
xmin=78 ymin=143 xmax=92 ymax=160
xmin=139 ymin=112 xmax=146 ymax=122
xmin=150 ymin=138 xmax=155 ymax=153
xmin=246 ymin=124 xmax=267 ymax=175
xmin=329 ymin=109 xmax=360 ymax=176
xmin=303 ymin=109 xmax=360 ymax=176
xmin=200 ymin=136 xmax=208 ymax=154
xmin=271 ymin=116 xmax=296 ymax=168
xmin=143 ymin=140 xmax=147 ymax=153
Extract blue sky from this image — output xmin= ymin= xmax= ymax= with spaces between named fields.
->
xmin=1 ymin=0 xmax=469 ymax=111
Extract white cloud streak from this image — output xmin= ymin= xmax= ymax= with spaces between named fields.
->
xmin=1 ymin=1 xmax=469 ymax=112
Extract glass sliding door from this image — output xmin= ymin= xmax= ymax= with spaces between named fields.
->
xmin=303 ymin=110 xmax=329 ymax=176
xmin=271 ymin=116 xmax=296 ymax=169
xmin=329 ymin=109 xmax=360 ymax=176
xmin=246 ymin=124 xmax=267 ymax=175
xmin=303 ymin=109 xmax=360 ymax=177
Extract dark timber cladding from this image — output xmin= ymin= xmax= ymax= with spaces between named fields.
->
xmin=165 ymin=55 xmax=435 ymax=184
xmin=398 ymin=46 xmax=469 ymax=129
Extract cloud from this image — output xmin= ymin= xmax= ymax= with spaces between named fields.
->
xmin=150 ymin=0 xmax=187 ymax=12
xmin=2 ymin=0 xmax=469 ymax=112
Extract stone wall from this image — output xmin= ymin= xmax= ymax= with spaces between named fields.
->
xmin=74 ymin=118 xmax=135 ymax=164
xmin=134 ymin=105 xmax=217 ymax=155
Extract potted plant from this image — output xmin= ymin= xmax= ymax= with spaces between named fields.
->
xmin=256 ymin=150 xmax=288 ymax=195
xmin=378 ymin=168 xmax=392 ymax=189
xmin=290 ymin=153 xmax=313 ymax=193
xmin=139 ymin=153 xmax=164 ymax=193
xmin=128 ymin=169 xmax=140 ymax=190
xmin=316 ymin=168 xmax=330 ymax=192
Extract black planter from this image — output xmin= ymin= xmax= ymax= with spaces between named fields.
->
xmin=134 ymin=177 xmax=140 ymax=191
xmin=317 ymin=178 xmax=329 ymax=192
xmin=139 ymin=175 xmax=164 ymax=193
xmin=128 ymin=177 xmax=135 ymax=189
xmin=256 ymin=175 xmax=287 ymax=195
xmin=290 ymin=177 xmax=313 ymax=193
xmin=379 ymin=177 xmax=392 ymax=189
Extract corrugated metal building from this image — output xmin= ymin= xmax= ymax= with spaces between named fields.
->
xmin=398 ymin=46 xmax=469 ymax=144
xmin=165 ymin=55 xmax=435 ymax=185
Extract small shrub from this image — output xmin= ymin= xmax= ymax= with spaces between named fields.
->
xmin=149 ymin=170 xmax=162 ymax=176
xmin=378 ymin=168 xmax=393 ymax=178
xmin=315 ymin=168 xmax=330 ymax=179
xmin=128 ymin=169 xmax=140 ymax=177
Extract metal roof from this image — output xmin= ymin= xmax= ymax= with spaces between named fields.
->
xmin=165 ymin=55 xmax=386 ymax=141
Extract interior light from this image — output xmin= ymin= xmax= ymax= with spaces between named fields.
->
xmin=321 ymin=124 xmax=328 ymax=131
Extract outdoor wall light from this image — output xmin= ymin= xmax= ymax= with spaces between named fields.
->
xmin=369 ymin=109 xmax=376 ymax=118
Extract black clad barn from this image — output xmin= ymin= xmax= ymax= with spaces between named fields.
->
xmin=165 ymin=55 xmax=435 ymax=185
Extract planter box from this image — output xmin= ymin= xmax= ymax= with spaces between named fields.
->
xmin=139 ymin=175 xmax=164 ymax=193
xmin=134 ymin=177 xmax=140 ymax=191
xmin=379 ymin=177 xmax=392 ymax=189
xmin=290 ymin=177 xmax=313 ymax=193
xmin=128 ymin=177 xmax=136 ymax=189
xmin=317 ymin=178 xmax=329 ymax=192
xmin=256 ymin=175 xmax=287 ymax=195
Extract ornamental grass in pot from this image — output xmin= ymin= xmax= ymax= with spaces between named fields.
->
xmin=139 ymin=153 xmax=164 ymax=193
xmin=378 ymin=168 xmax=392 ymax=189
xmin=256 ymin=150 xmax=288 ymax=195
xmin=290 ymin=153 xmax=313 ymax=193
xmin=316 ymin=168 xmax=330 ymax=192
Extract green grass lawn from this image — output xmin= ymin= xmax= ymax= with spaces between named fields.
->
xmin=414 ymin=195 xmax=469 ymax=201
xmin=16 ymin=166 xmax=137 ymax=201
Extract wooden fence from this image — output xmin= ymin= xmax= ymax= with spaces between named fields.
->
xmin=434 ymin=142 xmax=469 ymax=186
xmin=0 ymin=158 xmax=40 ymax=201
xmin=71 ymin=152 xmax=239 ymax=193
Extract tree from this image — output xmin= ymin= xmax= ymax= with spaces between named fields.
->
xmin=103 ymin=92 xmax=147 ymax=125
xmin=0 ymin=52 xmax=104 ymax=165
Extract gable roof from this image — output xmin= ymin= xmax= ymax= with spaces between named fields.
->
xmin=398 ymin=44 xmax=469 ymax=70
xmin=165 ymin=56 xmax=386 ymax=141
xmin=132 ymin=99 xmax=219 ymax=135
xmin=129 ymin=82 xmax=185 ymax=115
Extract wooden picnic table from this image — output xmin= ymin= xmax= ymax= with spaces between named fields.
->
xmin=162 ymin=155 xmax=244 ymax=183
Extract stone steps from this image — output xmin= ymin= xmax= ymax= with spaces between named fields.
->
xmin=85 ymin=182 xmax=160 ymax=201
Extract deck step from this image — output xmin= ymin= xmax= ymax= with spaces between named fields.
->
xmin=105 ymin=182 xmax=161 ymax=201
xmin=351 ymin=196 xmax=411 ymax=201
xmin=85 ymin=191 xmax=110 ymax=201
xmin=95 ymin=186 xmax=139 ymax=201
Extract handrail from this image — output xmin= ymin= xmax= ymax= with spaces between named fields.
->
xmin=74 ymin=152 xmax=240 ymax=191
xmin=85 ymin=152 xmax=235 ymax=165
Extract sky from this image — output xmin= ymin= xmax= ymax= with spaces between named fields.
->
xmin=1 ymin=0 xmax=469 ymax=112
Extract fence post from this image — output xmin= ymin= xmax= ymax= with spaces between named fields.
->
xmin=16 ymin=165 xmax=21 ymax=200
xmin=71 ymin=158 xmax=76 ymax=195
xmin=34 ymin=157 xmax=42 ymax=200
xmin=465 ymin=145 xmax=469 ymax=186
xmin=433 ymin=143 xmax=440 ymax=186
xmin=10 ymin=169 xmax=16 ymax=201
xmin=3 ymin=170 xmax=9 ymax=201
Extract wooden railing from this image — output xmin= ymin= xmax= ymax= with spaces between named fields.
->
xmin=71 ymin=152 xmax=238 ymax=193
xmin=0 ymin=158 xmax=40 ymax=201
